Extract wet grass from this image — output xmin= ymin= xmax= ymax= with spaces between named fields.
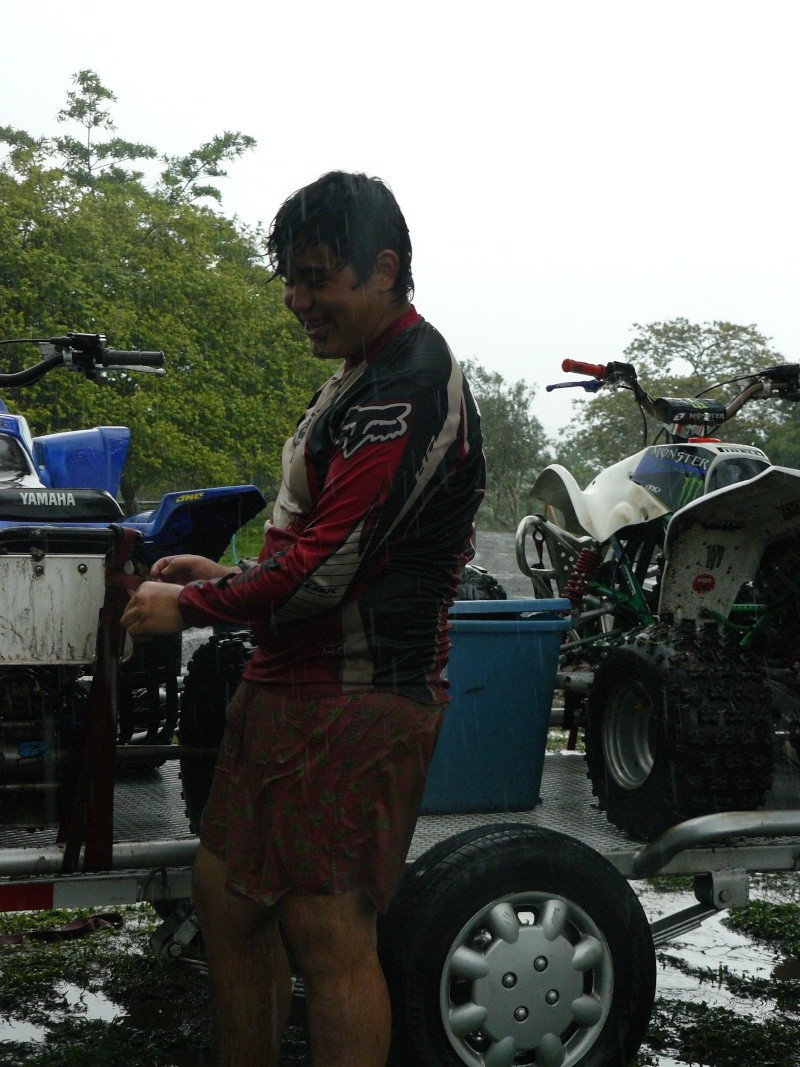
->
xmin=545 ymin=724 xmax=585 ymax=752
xmin=0 ymin=905 xmax=213 ymax=1065
xmin=723 ymin=898 xmax=800 ymax=957
xmin=644 ymin=998 xmax=800 ymax=1067
xmin=636 ymin=874 xmax=800 ymax=1065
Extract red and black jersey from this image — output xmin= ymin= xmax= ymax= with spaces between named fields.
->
xmin=178 ymin=308 xmax=486 ymax=703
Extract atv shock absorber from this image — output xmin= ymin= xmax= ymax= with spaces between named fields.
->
xmin=564 ymin=548 xmax=603 ymax=609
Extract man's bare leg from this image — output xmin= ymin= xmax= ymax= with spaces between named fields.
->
xmin=280 ymin=889 xmax=390 ymax=1067
xmin=192 ymin=843 xmax=292 ymax=1066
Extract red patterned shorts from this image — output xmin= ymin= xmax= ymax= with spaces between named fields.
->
xmin=199 ymin=683 xmax=444 ymax=913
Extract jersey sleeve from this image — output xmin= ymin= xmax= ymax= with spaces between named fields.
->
xmin=177 ymin=357 xmax=468 ymax=630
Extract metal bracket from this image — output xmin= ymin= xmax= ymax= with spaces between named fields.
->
xmin=149 ymin=899 xmax=202 ymax=959
xmin=649 ymin=868 xmax=749 ymax=947
xmin=694 ymin=867 xmax=749 ymax=910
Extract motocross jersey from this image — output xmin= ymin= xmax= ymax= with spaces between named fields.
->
xmin=178 ymin=307 xmax=486 ymax=704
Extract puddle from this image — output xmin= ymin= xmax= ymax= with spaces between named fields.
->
xmin=635 ymin=874 xmax=800 ymax=1049
xmin=637 ymin=883 xmax=788 ymax=1021
xmin=57 ymin=981 xmax=122 ymax=1023
xmin=0 ymin=981 xmax=122 ymax=1049
xmin=0 ymin=1017 xmax=47 ymax=1043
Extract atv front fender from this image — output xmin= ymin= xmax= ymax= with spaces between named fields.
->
xmin=660 ymin=465 xmax=800 ymax=620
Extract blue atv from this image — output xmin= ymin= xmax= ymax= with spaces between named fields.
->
xmin=0 ymin=332 xmax=265 ymax=826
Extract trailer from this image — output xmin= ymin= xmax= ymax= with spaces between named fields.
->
xmin=1 ymin=559 xmax=798 ymax=1065
xmin=2 ymin=748 xmax=800 ymax=1067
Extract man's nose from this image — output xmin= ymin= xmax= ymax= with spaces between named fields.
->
xmin=285 ymin=283 xmax=313 ymax=312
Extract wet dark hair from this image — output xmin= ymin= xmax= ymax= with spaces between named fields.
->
xmin=267 ymin=171 xmax=414 ymax=301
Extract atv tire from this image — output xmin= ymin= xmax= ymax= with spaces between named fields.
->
xmin=585 ymin=622 xmax=774 ymax=841
xmin=379 ymin=823 xmax=656 ymax=1067
xmin=456 ymin=564 xmax=507 ymax=601
xmin=179 ymin=630 xmax=255 ymax=833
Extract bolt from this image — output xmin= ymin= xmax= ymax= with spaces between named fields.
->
xmin=534 ymin=956 xmax=548 ymax=972
xmin=78 ymin=563 xmax=88 ymax=574
xmin=502 ymin=973 xmax=517 ymax=988
xmin=514 ymin=1006 xmax=529 ymax=1022
xmin=545 ymin=989 xmax=560 ymax=1006
xmin=33 ymin=565 xmax=44 ymax=577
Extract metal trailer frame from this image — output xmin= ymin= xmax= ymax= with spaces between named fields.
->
xmin=2 ymin=751 xmax=799 ymax=952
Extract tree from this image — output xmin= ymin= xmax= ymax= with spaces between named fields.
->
xmin=0 ymin=72 xmax=324 ymax=512
xmin=556 ymin=319 xmax=790 ymax=485
xmin=463 ymin=360 xmax=552 ymax=530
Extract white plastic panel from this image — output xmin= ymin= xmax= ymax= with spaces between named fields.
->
xmin=0 ymin=554 xmax=104 ymax=664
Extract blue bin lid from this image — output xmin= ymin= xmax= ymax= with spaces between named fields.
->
xmin=449 ymin=597 xmax=570 ymax=618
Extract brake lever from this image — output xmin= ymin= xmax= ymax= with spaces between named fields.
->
xmin=545 ymin=380 xmax=605 ymax=393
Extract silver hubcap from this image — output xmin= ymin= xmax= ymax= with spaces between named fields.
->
xmin=602 ymin=679 xmax=656 ymax=790
xmin=440 ymin=892 xmax=613 ymax=1066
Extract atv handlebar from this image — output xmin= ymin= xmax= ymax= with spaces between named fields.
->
xmin=96 ymin=350 xmax=165 ymax=369
xmin=547 ymin=356 xmax=800 ymax=443
xmin=0 ymin=332 xmax=166 ymax=385
xmin=546 ymin=360 xmax=637 ymax=394
xmin=561 ymin=358 xmax=607 ymax=378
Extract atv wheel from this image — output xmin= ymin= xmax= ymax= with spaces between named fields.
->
xmin=379 ymin=824 xmax=655 ymax=1067
xmin=116 ymin=633 xmax=182 ymax=773
xmin=179 ymin=630 xmax=255 ymax=833
xmin=585 ymin=622 xmax=774 ymax=841
xmin=457 ymin=564 xmax=507 ymax=601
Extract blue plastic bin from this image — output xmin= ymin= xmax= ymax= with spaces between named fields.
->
xmin=420 ymin=598 xmax=571 ymax=815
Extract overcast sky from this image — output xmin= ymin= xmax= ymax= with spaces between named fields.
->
xmin=4 ymin=0 xmax=799 ymax=434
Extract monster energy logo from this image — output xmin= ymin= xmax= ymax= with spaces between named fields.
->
xmin=677 ymin=476 xmax=704 ymax=508
xmin=706 ymin=544 xmax=725 ymax=568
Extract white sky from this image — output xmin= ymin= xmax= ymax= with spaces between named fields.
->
xmin=3 ymin=0 xmax=799 ymax=435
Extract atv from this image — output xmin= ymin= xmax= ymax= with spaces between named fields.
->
xmin=0 ymin=332 xmax=265 ymax=827
xmin=516 ymin=357 xmax=800 ymax=839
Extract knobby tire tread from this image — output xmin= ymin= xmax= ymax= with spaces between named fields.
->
xmin=586 ymin=622 xmax=773 ymax=840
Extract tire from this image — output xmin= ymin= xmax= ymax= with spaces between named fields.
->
xmin=585 ymin=622 xmax=774 ymax=841
xmin=379 ymin=824 xmax=655 ymax=1067
xmin=457 ymin=564 xmax=507 ymax=601
xmin=116 ymin=633 xmax=182 ymax=773
xmin=178 ymin=630 xmax=255 ymax=833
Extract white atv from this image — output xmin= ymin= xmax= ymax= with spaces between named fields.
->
xmin=516 ymin=357 xmax=800 ymax=840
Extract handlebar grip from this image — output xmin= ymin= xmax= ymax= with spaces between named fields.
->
xmin=561 ymin=358 xmax=607 ymax=379
xmin=102 ymin=350 xmax=165 ymax=368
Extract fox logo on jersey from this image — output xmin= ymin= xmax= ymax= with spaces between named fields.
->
xmin=339 ymin=403 xmax=412 ymax=459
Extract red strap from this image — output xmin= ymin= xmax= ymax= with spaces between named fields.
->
xmin=58 ymin=526 xmax=143 ymax=872
xmin=0 ymin=913 xmax=123 ymax=945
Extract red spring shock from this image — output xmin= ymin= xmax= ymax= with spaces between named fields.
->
xmin=564 ymin=548 xmax=603 ymax=609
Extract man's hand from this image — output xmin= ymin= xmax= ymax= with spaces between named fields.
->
xmin=149 ymin=554 xmax=237 ymax=585
xmin=121 ymin=581 xmax=188 ymax=637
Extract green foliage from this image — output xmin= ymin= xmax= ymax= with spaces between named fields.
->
xmin=53 ymin=70 xmax=158 ymax=189
xmin=0 ymin=71 xmax=325 ymax=514
xmin=219 ymin=511 xmax=269 ymax=565
xmin=556 ymin=318 xmax=790 ymax=484
xmin=463 ymin=360 xmax=552 ymax=530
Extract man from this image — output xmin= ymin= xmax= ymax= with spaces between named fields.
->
xmin=122 ymin=171 xmax=485 ymax=1066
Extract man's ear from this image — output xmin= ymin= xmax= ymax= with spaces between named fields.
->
xmin=373 ymin=249 xmax=400 ymax=294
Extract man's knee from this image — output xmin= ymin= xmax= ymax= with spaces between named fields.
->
xmin=280 ymin=889 xmax=378 ymax=979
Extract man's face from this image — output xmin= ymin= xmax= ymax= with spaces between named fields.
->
xmin=282 ymin=245 xmax=389 ymax=361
